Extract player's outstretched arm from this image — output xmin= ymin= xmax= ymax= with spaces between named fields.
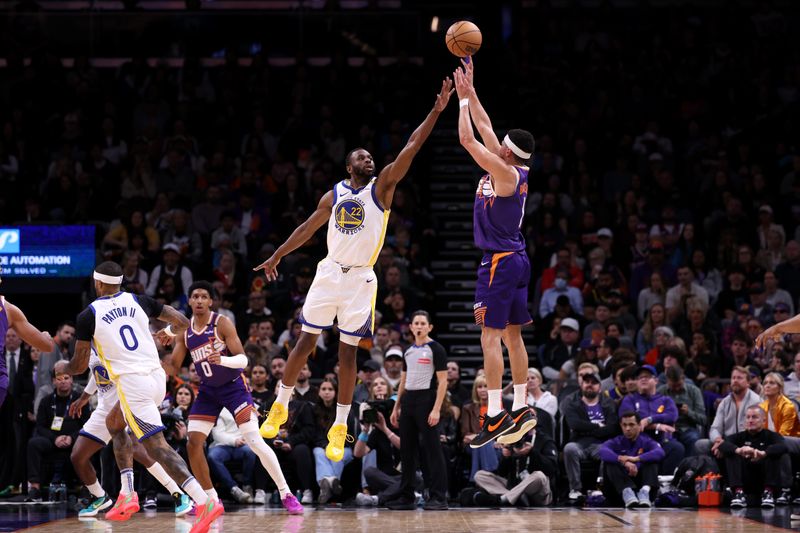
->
xmin=253 ymin=191 xmax=335 ymax=281
xmin=454 ymin=67 xmax=517 ymax=191
xmin=375 ymin=77 xmax=454 ymax=207
xmin=461 ymin=58 xmax=501 ymax=154
xmin=56 ymin=339 xmax=91 ymax=376
xmin=5 ymin=300 xmax=54 ymax=352
xmin=756 ymin=312 xmax=800 ymax=352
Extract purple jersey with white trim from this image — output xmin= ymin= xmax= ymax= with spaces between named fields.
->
xmin=185 ymin=312 xmax=242 ymax=387
xmin=473 ymin=166 xmax=529 ymax=252
xmin=0 ymin=297 xmax=8 ymax=383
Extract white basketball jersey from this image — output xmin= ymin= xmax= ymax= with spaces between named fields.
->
xmin=326 ymin=178 xmax=390 ymax=268
xmin=89 ymin=349 xmax=116 ymax=410
xmin=89 ymin=292 xmax=161 ymax=379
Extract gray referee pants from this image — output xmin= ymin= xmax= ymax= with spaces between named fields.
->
xmin=474 ymin=470 xmax=552 ymax=506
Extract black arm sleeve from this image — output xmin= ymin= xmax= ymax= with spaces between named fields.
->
xmin=134 ymin=294 xmax=164 ymax=318
xmin=431 ymin=342 xmax=448 ymax=372
xmin=75 ymin=308 xmax=96 ymax=342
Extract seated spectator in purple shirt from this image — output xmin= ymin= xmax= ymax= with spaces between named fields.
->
xmin=598 ymin=411 xmax=665 ymax=508
xmin=619 ymin=365 xmax=682 ymax=475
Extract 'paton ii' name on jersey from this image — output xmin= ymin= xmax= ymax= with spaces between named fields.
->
xmin=99 ymin=306 xmax=138 ymax=324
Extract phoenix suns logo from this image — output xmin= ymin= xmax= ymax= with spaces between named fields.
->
xmin=335 ymin=198 xmax=366 ymax=235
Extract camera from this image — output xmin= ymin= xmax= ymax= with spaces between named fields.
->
xmin=361 ymin=399 xmax=395 ymax=424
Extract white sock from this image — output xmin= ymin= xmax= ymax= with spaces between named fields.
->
xmin=487 ymin=389 xmax=503 ymax=417
xmin=243 ymin=430 xmax=291 ymax=499
xmin=205 ymin=488 xmax=218 ymax=501
xmin=180 ymin=477 xmax=208 ymax=506
xmin=119 ymin=469 xmax=134 ymax=496
xmin=334 ymin=403 xmax=351 ymax=426
xmin=86 ymin=480 xmax=105 ymax=498
xmin=146 ymin=463 xmax=182 ymax=496
xmin=276 ymin=382 xmax=294 ymax=406
xmin=512 ymin=384 xmax=527 ymax=411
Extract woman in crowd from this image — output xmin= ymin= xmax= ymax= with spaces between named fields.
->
xmin=637 ymin=272 xmax=666 ymax=322
xmin=461 ymin=375 xmax=500 ymax=482
xmin=636 ymin=303 xmax=667 ymax=357
xmin=313 ymin=378 xmax=356 ymax=504
xmin=760 ymin=372 xmax=800 ymax=436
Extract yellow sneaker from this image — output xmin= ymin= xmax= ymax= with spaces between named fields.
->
xmin=259 ymin=402 xmax=288 ymax=439
xmin=325 ymin=423 xmax=352 ymax=462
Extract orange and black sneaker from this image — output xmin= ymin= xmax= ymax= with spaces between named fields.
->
xmin=469 ymin=410 xmax=514 ymax=448
xmin=497 ymin=407 xmax=538 ymax=445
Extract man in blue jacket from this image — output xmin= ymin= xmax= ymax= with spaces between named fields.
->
xmin=619 ymin=364 xmax=682 ymax=474
xmin=599 ymin=411 xmax=665 ymax=508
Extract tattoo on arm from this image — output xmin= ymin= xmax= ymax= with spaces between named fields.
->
xmin=65 ymin=340 xmax=92 ymax=375
xmin=159 ymin=305 xmax=190 ymax=332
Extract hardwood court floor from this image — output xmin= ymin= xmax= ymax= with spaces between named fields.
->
xmin=10 ymin=507 xmax=800 ymax=533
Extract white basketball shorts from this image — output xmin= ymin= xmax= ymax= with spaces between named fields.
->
xmin=299 ymin=258 xmax=378 ymax=344
xmin=115 ymin=368 xmax=167 ymax=441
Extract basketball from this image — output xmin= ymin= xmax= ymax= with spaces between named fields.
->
xmin=445 ymin=20 xmax=482 ymax=57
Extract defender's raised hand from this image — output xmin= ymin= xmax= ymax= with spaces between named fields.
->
xmin=434 ymin=77 xmax=454 ymax=112
xmin=253 ymin=254 xmax=281 ymax=282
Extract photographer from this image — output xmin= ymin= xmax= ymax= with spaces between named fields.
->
xmin=474 ymin=427 xmax=557 ymax=507
xmin=353 ymin=377 xmax=400 ymax=506
xmin=388 ymin=310 xmax=448 ymax=510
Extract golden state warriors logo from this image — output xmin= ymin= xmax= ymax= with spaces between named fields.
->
xmin=93 ymin=365 xmax=113 ymax=392
xmin=335 ymin=198 xmax=366 ymax=235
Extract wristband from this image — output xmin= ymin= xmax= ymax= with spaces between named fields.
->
xmin=459 ymin=98 xmax=469 ymax=108
xmin=164 ymin=325 xmax=176 ymax=338
xmin=358 ymin=432 xmax=369 ymax=443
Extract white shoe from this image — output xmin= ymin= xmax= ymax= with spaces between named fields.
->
xmin=231 ymin=486 xmax=253 ymax=504
xmin=355 ymin=492 xmax=378 ymax=506
xmin=301 ymin=489 xmax=314 ymax=504
xmin=254 ymin=489 xmax=267 ymax=504
xmin=568 ymin=490 xmax=583 ymax=501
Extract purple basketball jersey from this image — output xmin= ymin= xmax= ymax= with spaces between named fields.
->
xmin=185 ymin=312 xmax=243 ymax=387
xmin=473 ymin=166 xmax=529 ymax=252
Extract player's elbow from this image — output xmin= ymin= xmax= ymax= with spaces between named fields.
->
xmin=458 ymin=135 xmax=473 ymax=147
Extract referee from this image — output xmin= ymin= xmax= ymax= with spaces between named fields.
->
xmin=389 ymin=310 xmax=448 ymax=510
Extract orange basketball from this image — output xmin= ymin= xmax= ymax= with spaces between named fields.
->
xmin=445 ymin=20 xmax=482 ymax=58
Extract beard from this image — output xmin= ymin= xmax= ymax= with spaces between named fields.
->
xmin=582 ymin=389 xmax=599 ymax=400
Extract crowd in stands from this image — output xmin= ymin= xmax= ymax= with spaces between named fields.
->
xmin=2 ymin=4 xmax=800 ymax=510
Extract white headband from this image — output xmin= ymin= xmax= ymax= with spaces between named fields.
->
xmin=503 ymin=134 xmax=532 ymax=160
xmin=93 ymin=271 xmax=123 ymax=285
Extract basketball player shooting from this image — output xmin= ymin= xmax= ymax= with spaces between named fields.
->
xmin=254 ymin=77 xmax=453 ymax=462
xmin=453 ymin=59 xmax=537 ymax=447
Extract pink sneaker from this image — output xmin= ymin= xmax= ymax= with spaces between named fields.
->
xmin=105 ymin=492 xmax=139 ymax=521
xmin=190 ymin=498 xmax=224 ymax=533
xmin=281 ymin=493 xmax=304 ymax=515
xmin=187 ymin=499 xmax=223 ymax=518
